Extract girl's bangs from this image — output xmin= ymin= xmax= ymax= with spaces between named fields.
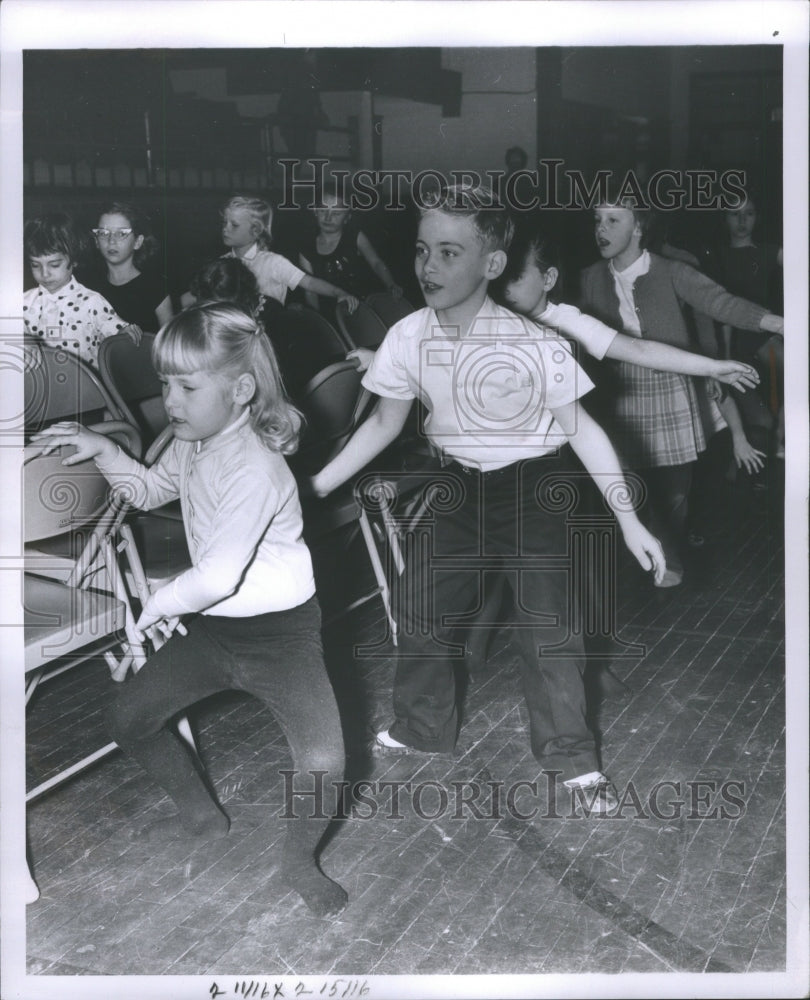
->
xmin=152 ymin=324 xmax=218 ymax=376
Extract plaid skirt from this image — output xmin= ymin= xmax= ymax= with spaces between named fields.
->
xmin=609 ymin=362 xmax=706 ymax=468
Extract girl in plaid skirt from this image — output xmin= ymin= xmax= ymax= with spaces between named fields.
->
xmin=578 ymin=199 xmax=783 ymax=586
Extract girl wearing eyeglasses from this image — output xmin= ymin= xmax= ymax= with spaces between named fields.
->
xmin=90 ymin=202 xmax=173 ymax=332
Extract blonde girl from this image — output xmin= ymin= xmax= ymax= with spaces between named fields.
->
xmin=31 ymin=303 xmax=348 ymax=917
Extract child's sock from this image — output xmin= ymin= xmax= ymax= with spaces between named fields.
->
xmin=281 ymin=846 xmax=348 ymax=918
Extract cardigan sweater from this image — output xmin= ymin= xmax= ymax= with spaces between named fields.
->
xmin=579 ymin=253 xmax=768 ymax=349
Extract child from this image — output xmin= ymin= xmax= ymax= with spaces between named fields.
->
xmin=88 ymin=202 xmax=173 ymax=332
xmin=578 ymin=197 xmax=783 ymax=586
xmin=687 ymin=379 xmax=766 ymax=546
xmin=714 ymin=191 xmax=784 ymax=458
xmin=30 ymin=303 xmax=347 ymax=917
xmin=298 ymin=183 xmax=402 ymax=315
xmin=24 ymin=213 xmax=142 ymax=368
xmin=494 ymin=225 xmax=763 ymax=395
xmin=220 ymin=194 xmax=360 ymax=314
xmin=312 ymin=185 xmax=666 ymax=815
xmin=190 ymin=257 xmax=264 ymax=320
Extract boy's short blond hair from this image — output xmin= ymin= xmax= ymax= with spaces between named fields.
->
xmin=420 ymin=183 xmax=515 ymax=253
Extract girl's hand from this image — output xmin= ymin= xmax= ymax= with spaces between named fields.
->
xmin=760 ymin=313 xmax=784 ymax=337
xmin=121 ymin=323 xmax=143 ymax=346
xmin=621 ymin=520 xmax=666 ymax=585
xmin=135 ymin=606 xmax=188 ymax=644
xmin=338 ymin=293 xmax=360 ymax=314
xmin=346 ymin=348 xmax=375 ymax=372
xmin=388 ymin=284 xmax=403 ymax=300
xmin=732 ymin=437 xmax=766 ymax=475
xmin=711 ymin=359 xmax=759 ymax=392
xmin=23 ymin=340 xmax=43 ymax=372
xmin=27 ymin=421 xmax=116 ymax=465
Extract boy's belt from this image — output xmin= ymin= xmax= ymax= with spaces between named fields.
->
xmin=445 ymin=453 xmax=561 ymax=480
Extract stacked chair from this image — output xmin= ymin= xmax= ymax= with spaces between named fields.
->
xmin=23 ymin=346 xmax=194 ymax=809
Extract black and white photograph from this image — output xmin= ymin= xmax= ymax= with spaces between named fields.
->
xmin=1 ymin=2 xmax=808 ymax=998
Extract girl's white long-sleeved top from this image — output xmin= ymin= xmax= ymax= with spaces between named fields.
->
xmin=97 ymin=410 xmax=315 ymax=619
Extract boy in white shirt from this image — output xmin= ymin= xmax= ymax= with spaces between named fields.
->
xmin=313 ymin=185 xmax=665 ymax=814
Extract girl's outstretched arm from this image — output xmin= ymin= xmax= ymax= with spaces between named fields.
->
xmin=605 ymin=334 xmax=760 ymax=392
xmin=549 ymin=400 xmax=666 ymax=584
xmin=298 ymin=273 xmax=359 ymax=313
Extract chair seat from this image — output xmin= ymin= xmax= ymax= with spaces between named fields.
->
xmin=24 ymin=573 xmax=125 ymax=671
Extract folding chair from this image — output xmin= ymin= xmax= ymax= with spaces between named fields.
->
xmin=24 ymin=423 xmax=148 ymax=800
xmin=364 ymin=291 xmax=416 ymax=330
xmin=264 ymin=305 xmax=350 ymax=399
xmin=24 ymin=424 xmax=195 ymax=803
xmin=97 ymin=332 xmax=168 ymax=451
xmin=291 ymin=361 xmax=397 ymax=639
xmin=334 ymin=299 xmax=389 ymax=351
xmin=25 ymin=343 xmax=127 ymax=432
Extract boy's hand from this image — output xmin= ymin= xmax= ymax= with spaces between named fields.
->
xmin=347 ymin=348 xmax=375 ymax=372
xmin=621 ymin=520 xmax=666 ymax=585
xmin=732 ymin=437 xmax=766 ymax=475
xmin=28 ymin=421 xmax=116 ymax=465
xmin=338 ymin=293 xmax=360 ymax=314
xmin=711 ymin=359 xmax=759 ymax=392
xmin=121 ymin=323 xmax=143 ymax=346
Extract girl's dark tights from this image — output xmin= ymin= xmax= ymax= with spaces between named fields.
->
xmin=106 ymin=597 xmax=347 ymax=916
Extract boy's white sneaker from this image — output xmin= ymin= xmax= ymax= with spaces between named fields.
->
xmin=564 ymin=771 xmax=619 ymax=816
xmin=375 ymin=728 xmax=409 ymax=750
xmin=374 ymin=728 xmax=440 ymax=754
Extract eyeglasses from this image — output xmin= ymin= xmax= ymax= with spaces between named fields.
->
xmin=92 ymin=228 xmax=134 ymax=241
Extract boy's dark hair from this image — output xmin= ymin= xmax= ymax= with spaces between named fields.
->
xmin=419 ymin=183 xmax=515 ymax=252
xmin=95 ymin=201 xmax=159 ymax=269
xmin=493 ymin=224 xmax=564 ymax=304
xmin=190 ymin=257 xmax=262 ymax=319
xmin=24 ymin=212 xmax=84 ymax=264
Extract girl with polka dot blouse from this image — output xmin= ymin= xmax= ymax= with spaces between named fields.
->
xmin=24 ymin=213 xmax=141 ymax=369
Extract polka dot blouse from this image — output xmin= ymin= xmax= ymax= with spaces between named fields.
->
xmin=23 ymin=278 xmax=129 ymax=369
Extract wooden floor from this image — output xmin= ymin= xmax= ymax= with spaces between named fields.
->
xmin=24 ymin=466 xmax=790 ymax=984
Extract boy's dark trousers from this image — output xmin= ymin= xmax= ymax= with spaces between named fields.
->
xmin=389 ymin=448 xmax=600 ymax=782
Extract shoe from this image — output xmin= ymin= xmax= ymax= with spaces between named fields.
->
xmin=654 ymin=568 xmax=683 ymax=588
xmin=564 ymin=773 xmax=619 ymax=816
xmin=374 ymin=728 xmax=409 ymax=750
xmin=374 ymin=728 xmax=442 ymax=755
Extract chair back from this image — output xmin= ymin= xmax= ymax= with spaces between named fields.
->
xmin=25 ymin=345 xmax=124 ymax=433
xmin=292 ymin=360 xmax=370 ymax=474
xmin=98 ymin=333 xmax=168 ymax=448
xmin=264 ymin=305 xmax=350 ymax=399
xmin=364 ymin=292 xmax=416 ymax=330
xmin=23 ymin=423 xmax=141 ymax=544
xmin=334 ymin=300 xmax=389 ymax=350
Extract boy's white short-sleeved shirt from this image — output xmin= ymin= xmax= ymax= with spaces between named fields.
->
xmin=363 ymin=298 xmax=594 ymax=472
xmin=226 ymin=244 xmax=305 ymax=305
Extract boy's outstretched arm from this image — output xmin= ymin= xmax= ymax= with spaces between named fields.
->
xmin=549 ymin=400 xmax=666 ymax=584
xmin=311 ymin=395 xmax=413 ymax=497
